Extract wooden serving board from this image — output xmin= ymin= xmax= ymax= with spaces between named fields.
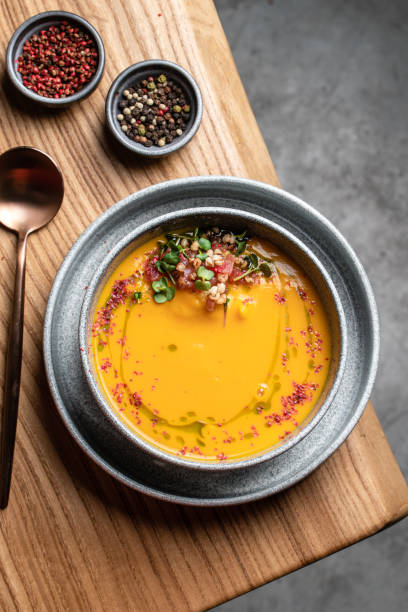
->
xmin=0 ymin=1 xmax=407 ymax=610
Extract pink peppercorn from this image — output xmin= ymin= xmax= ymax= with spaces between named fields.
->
xmin=16 ymin=21 xmax=98 ymax=98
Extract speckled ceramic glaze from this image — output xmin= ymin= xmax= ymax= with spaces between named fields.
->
xmin=79 ymin=208 xmax=347 ymax=471
xmin=43 ymin=177 xmax=379 ymax=506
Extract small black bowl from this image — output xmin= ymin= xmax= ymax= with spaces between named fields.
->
xmin=105 ymin=60 xmax=203 ymax=158
xmin=6 ymin=11 xmax=105 ymax=109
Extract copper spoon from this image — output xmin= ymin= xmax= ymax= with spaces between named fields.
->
xmin=0 ymin=147 xmax=64 ymax=508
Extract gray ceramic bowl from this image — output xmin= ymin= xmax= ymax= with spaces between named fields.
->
xmin=44 ymin=177 xmax=380 ymax=504
xmin=6 ymin=11 xmax=105 ymax=109
xmin=105 ymin=60 xmax=203 ymax=157
xmin=79 ymin=207 xmax=347 ymax=472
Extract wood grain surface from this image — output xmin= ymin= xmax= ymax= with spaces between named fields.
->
xmin=0 ymin=1 xmax=407 ymax=610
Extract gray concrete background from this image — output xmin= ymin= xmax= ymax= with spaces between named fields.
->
xmin=212 ymin=0 xmax=408 ymax=610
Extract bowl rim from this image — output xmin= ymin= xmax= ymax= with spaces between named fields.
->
xmin=79 ymin=206 xmax=348 ymax=472
xmin=6 ymin=10 xmax=105 ymax=106
xmin=105 ymin=59 xmax=203 ymax=157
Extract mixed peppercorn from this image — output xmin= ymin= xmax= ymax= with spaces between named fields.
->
xmin=117 ymin=74 xmax=191 ymax=147
xmin=144 ymin=227 xmax=277 ymax=310
xmin=16 ymin=21 xmax=98 ymax=98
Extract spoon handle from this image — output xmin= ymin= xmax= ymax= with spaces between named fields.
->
xmin=0 ymin=233 xmax=27 ymax=509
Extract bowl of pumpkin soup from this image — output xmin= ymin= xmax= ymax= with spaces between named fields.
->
xmin=79 ymin=208 xmax=346 ymax=470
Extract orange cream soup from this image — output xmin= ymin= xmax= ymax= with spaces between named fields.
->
xmin=90 ymin=235 xmax=331 ymax=462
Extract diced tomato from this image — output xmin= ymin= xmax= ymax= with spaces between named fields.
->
xmin=214 ymin=252 xmax=234 ymax=277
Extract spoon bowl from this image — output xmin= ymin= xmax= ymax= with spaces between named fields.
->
xmin=0 ymin=147 xmax=63 ymax=234
xmin=0 ymin=146 xmax=63 ymax=509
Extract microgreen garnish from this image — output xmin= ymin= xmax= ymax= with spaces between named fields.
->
xmin=163 ymin=251 xmax=179 ymax=265
xmin=195 ymin=279 xmax=211 ymax=291
xmin=197 ymin=266 xmax=214 ymax=281
xmin=234 ymin=269 xmax=255 ymax=281
xmin=165 ymin=233 xmax=187 ymax=241
xmin=164 ymin=286 xmax=176 ymax=300
xmin=169 ymin=239 xmax=181 ymax=249
xmin=236 ymin=241 xmax=246 ymax=255
xmin=152 ymin=277 xmax=175 ymax=304
xmin=161 ymin=261 xmax=176 ymax=272
xmin=234 ymin=230 xmax=248 ymax=256
xmin=149 ymin=227 xmax=272 ymax=308
xmin=154 ymin=293 xmax=168 ymax=304
xmin=168 ymin=344 xmax=177 ymax=352
xmin=198 ymin=237 xmax=211 ymax=251
xmin=259 ymin=262 xmax=272 ymax=277
xmin=247 ymin=253 xmax=259 ymax=268
xmin=223 ymin=297 xmax=230 ymax=327
xmin=152 ymin=277 xmax=168 ymax=292
xmin=167 ymin=270 xmax=176 ymax=285
xmin=235 ymin=253 xmax=273 ymax=281
xmin=134 ymin=291 xmax=142 ymax=302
